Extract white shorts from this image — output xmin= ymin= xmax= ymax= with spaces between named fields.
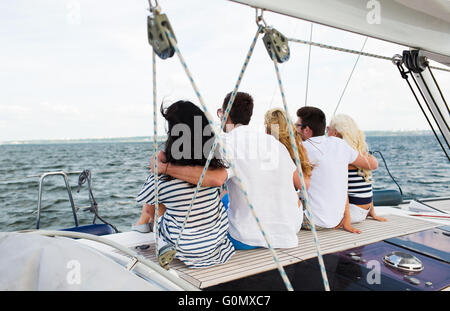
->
xmin=349 ymin=203 xmax=370 ymax=224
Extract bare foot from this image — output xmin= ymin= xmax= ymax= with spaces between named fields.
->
xmin=334 ymin=221 xmax=361 ymax=234
xmin=369 ymin=208 xmax=388 ymax=222
xmin=342 ymin=223 xmax=361 ymax=234
xmin=370 ymin=215 xmax=387 ymax=222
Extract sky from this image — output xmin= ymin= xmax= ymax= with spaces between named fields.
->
xmin=0 ymin=0 xmax=449 ymax=142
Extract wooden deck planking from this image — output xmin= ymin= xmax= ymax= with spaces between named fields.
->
xmin=116 ymin=214 xmax=438 ymax=289
xmin=178 ymin=250 xmax=297 ymax=281
xmin=285 ymin=216 xmax=438 ymax=260
xmin=425 ymin=199 xmax=450 ymax=213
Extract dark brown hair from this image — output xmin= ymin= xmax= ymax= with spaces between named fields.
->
xmin=161 ymin=100 xmax=227 ymax=170
xmin=296 ymin=106 xmax=326 ymax=137
xmin=222 ymin=92 xmax=254 ymax=125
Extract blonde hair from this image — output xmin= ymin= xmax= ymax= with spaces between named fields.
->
xmin=329 ymin=114 xmax=372 ymax=183
xmin=264 ymin=108 xmax=313 ymax=178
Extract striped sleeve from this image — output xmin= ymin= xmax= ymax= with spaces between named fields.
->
xmin=136 ymin=174 xmax=156 ymax=204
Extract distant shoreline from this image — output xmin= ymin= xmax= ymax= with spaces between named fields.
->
xmin=0 ymin=131 xmax=436 ymax=145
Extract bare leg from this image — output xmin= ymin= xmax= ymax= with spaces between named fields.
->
xmin=335 ymin=196 xmax=361 ymax=234
xmin=135 ymin=203 xmax=166 ymax=226
xmin=368 ymin=203 xmax=387 ymax=222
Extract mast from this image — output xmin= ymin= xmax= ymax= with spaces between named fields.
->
xmin=395 ymin=50 xmax=450 ymax=160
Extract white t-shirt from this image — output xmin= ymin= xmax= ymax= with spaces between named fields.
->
xmin=303 ymin=136 xmax=359 ymax=228
xmin=222 ymin=125 xmax=302 ymax=249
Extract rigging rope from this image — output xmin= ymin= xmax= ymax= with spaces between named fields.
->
xmin=369 ymin=150 xmax=403 ymax=196
xmin=332 ymin=37 xmax=368 ymax=116
xmin=394 ymin=61 xmax=450 ymax=161
xmin=77 ymin=170 xmax=120 ymax=233
xmin=271 ymin=58 xmax=331 ymax=292
xmin=427 ymin=66 xmax=450 ymax=115
xmin=152 ymin=50 xmax=160 ymax=258
xmin=418 ymin=68 xmax=450 ymax=149
xmin=172 ymin=24 xmax=263 ymax=250
xmin=162 ymin=25 xmax=295 ymax=291
xmin=288 ymin=37 xmax=450 ymax=73
xmin=304 ymin=23 xmax=313 ymax=106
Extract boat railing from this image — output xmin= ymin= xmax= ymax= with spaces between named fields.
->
xmin=36 ymin=170 xmax=89 ymax=229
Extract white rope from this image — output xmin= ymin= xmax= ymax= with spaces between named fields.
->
xmin=164 ymin=26 xmax=295 ymax=291
xmin=271 ymin=58 xmax=331 ymax=291
xmin=288 ymin=36 xmax=450 ymax=73
xmin=304 ymin=23 xmax=313 ymax=106
xmin=333 ymin=37 xmax=368 ymax=116
xmin=151 ymin=50 xmax=160 ymax=258
xmin=173 ymin=25 xmax=263 ymax=251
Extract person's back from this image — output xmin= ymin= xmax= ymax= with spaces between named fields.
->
xmin=158 ymin=92 xmax=303 ymax=249
xmin=296 ymin=106 xmax=378 ymax=232
xmin=328 ymin=114 xmax=385 ymax=224
xmin=134 ymin=100 xmax=235 ymax=268
xmin=224 ymin=124 xmax=302 ymax=248
xmin=303 ymin=136 xmax=357 ymax=228
xmin=137 ymin=174 xmax=234 ymax=268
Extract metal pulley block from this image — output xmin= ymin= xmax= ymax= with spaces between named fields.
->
xmin=147 ymin=13 xmax=177 ymax=59
xmin=402 ymin=50 xmax=428 ymax=73
xmin=263 ymin=27 xmax=290 ymax=63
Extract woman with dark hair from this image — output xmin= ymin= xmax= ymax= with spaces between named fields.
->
xmin=133 ymin=100 xmax=235 ymax=269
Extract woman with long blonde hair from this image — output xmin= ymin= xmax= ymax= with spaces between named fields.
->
xmin=264 ymin=108 xmax=313 ymax=189
xmin=328 ymin=114 xmax=386 ymax=223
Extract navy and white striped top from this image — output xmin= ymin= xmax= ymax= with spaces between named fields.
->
xmin=136 ymin=174 xmax=235 ymax=268
xmin=348 ymin=169 xmax=373 ymax=205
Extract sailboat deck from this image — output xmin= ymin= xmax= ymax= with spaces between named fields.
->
xmin=423 ymin=199 xmax=450 ymax=213
xmin=118 ymin=214 xmax=439 ymax=289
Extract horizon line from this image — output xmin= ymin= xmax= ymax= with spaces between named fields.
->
xmin=0 ymin=130 xmax=437 ymax=145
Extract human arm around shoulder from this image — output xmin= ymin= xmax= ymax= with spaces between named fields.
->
xmin=350 ymin=153 xmax=378 ymax=171
xmin=293 ymin=169 xmax=310 ymax=191
xmin=150 ymin=151 xmax=228 ymax=187
xmin=341 ymin=139 xmax=378 ymax=171
xmin=165 ymin=163 xmax=228 ymax=187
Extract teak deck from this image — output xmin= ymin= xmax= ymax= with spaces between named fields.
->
xmin=425 ymin=199 xmax=450 ymax=213
xmin=119 ymin=214 xmax=439 ymax=289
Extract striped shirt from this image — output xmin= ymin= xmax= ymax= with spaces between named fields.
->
xmin=136 ymin=174 xmax=235 ymax=268
xmin=348 ymin=169 xmax=373 ymax=205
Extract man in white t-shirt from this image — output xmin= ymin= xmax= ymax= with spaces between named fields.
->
xmin=153 ymin=92 xmax=303 ymax=249
xmin=218 ymin=92 xmax=302 ymax=249
xmin=295 ymin=106 xmax=378 ymax=233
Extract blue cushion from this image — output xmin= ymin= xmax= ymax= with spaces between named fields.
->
xmin=373 ymin=189 xmax=403 ymax=206
xmin=61 ymin=224 xmax=115 ymax=236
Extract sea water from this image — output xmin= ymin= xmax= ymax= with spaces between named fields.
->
xmin=0 ymin=134 xmax=448 ymax=232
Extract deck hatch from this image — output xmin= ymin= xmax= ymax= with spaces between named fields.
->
xmin=383 ymin=251 xmax=424 ymax=273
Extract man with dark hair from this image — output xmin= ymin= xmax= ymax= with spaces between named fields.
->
xmin=152 ymin=92 xmax=304 ymax=250
xmin=295 ymin=106 xmax=378 ymax=233
xmin=295 ymin=106 xmax=326 ymax=137
xmin=221 ymin=92 xmax=254 ymax=126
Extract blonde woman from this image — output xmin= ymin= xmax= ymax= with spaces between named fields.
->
xmin=264 ymin=108 xmax=313 ymax=190
xmin=328 ymin=114 xmax=387 ymax=223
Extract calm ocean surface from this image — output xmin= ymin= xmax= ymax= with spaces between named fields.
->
xmin=0 ymin=134 xmax=449 ymax=232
